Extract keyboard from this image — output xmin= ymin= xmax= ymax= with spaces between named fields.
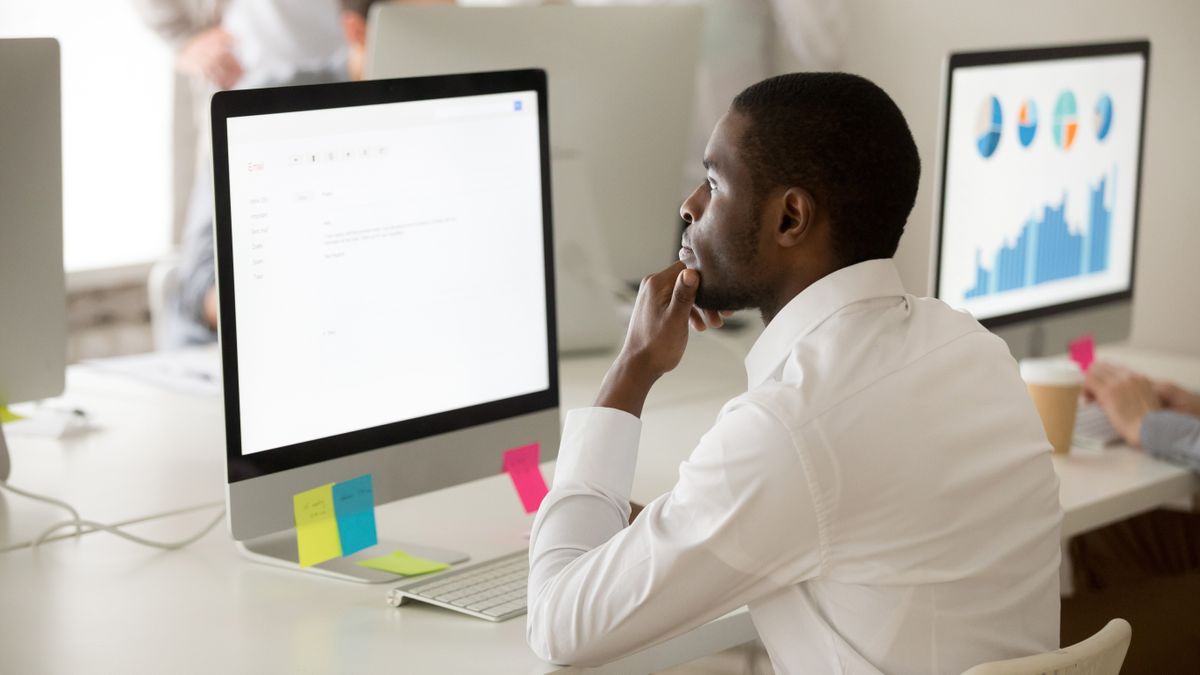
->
xmin=1074 ymin=402 xmax=1123 ymax=449
xmin=386 ymin=550 xmax=528 ymax=622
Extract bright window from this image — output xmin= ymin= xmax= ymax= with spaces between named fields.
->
xmin=1 ymin=2 xmax=173 ymax=272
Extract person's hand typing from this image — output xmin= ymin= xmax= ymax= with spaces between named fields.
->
xmin=1082 ymin=362 xmax=1163 ymax=446
xmin=178 ymin=26 xmax=243 ymax=90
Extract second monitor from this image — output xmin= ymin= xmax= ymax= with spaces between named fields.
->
xmin=932 ymin=41 xmax=1149 ymax=356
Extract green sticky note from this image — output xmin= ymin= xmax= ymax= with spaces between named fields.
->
xmin=0 ymin=406 xmax=25 ymax=423
xmin=294 ymin=483 xmax=342 ymax=567
xmin=356 ymin=550 xmax=449 ymax=576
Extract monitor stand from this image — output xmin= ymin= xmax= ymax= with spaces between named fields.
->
xmin=237 ymin=531 xmax=469 ymax=583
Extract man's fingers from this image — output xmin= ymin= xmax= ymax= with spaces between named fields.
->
xmin=669 ymin=267 xmax=698 ymax=316
xmin=702 ymin=308 xmax=724 ymax=328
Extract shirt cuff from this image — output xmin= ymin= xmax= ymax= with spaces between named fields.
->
xmin=1140 ymin=410 xmax=1200 ymax=458
xmin=554 ymin=407 xmax=642 ymax=501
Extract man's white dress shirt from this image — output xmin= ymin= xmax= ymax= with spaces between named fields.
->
xmin=527 ymin=259 xmax=1062 ymax=674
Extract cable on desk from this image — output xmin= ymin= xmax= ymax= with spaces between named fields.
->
xmin=0 ymin=481 xmax=84 ymax=538
xmin=0 ymin=480 xmax=225 ymax=552
xmin=33 ymin=507 xmax=226 ymax=552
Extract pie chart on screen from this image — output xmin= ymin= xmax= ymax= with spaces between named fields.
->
xmin=1018 ymin=99 xmax=1038 ymax=147
xmin=1053 ymin=90 xmax=1078 ymax=150
xmin=1095 ymin=94 xmax=1113 ymax=141
xmin=975 ymin=95 xmax=1002 ymax=158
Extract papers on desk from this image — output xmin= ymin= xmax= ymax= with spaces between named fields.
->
xmin=357 ymin=550 xmax=448 ymax=576
xmin=82 ymin=348 xmax=221 ymax=397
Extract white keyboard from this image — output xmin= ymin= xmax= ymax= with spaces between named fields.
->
xmin=1074 ymin=402 xmax=1122 ymax=448
xmin=386 ymin=550 xmax=528 ymax=622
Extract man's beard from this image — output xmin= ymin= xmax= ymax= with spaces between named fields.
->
xmin=694 ymin=272 xmax=768 ymax=312
xmin=692 ymin=203 xmax=768 ymax=312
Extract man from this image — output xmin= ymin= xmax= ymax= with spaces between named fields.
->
xmin=527 ymin=73 xmax=1063 ymax=673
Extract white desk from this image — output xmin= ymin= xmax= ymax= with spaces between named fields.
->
xmin=2 ymin=338 xmax=1197 ymax=674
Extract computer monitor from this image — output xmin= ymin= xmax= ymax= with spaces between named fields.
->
xmin=366 ymin=5 xmax=702 ymax=286
xmin=212 ymin=69 xmax=560 ymax=582
xmin=932 ymin=41 xmax=1149 ymax=358
xmin=0 ymin=38 xmax=66 ymax=481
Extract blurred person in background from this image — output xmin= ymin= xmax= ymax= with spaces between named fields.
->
xmin=134 ymin=0 xmax=347 ymax=347
xmin=1064 ymin=361 xmax=1200 ymax=673
xmin=143 ymin=0 xmax=450 ymax=347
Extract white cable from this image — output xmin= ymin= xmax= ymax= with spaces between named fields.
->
xmin=0 ymin=480 xmax=225 ymax=552
xmin=1 ymin=480 xmax=83 ymax=538
xmin=32 ymin=507 xmax=226 ymax=552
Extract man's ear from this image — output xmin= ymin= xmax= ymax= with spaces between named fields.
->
xmin=775 ymin=187 xmax=816 ymax=248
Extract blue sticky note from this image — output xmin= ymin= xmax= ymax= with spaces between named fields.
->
xmin=332 ymin=474 xmax=377 ymax=556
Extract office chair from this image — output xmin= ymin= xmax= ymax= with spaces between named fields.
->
xmin=961 ymin=618 xmax=1131 ymax=675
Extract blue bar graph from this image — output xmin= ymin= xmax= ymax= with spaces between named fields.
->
xmin=965 ymin=170 xmax=1113 ymax=300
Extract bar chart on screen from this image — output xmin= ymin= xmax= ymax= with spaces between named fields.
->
xmin=965 ymin=166 xmax=1115 ymax=299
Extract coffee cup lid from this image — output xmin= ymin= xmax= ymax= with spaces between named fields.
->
xmin=1019 ymin=358 xmax=1085 ymax=385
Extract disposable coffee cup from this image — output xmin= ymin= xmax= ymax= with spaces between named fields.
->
xmin=1020 ymin=359 xmax=1085 ymax=454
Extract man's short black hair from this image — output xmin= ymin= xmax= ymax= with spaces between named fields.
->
xmin=731 ymin=72 xmax=920 ymax=267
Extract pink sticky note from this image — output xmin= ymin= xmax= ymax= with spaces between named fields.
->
xmin=503 ymin=443 xmax=549 ymax=513
xmin=1069 ymin=334 xmax=1095 ymax=372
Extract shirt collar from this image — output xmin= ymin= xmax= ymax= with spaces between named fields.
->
xmin=744 ymin=258 xmax=907 ymax=389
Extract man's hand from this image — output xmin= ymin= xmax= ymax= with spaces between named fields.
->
xmin=594 ymin=262 xmax=703 ymax=417
xmin=178 ymin=26 xmax=242 ymax=90
xmin=1082 ymin=362 xmax=1163 ymax=446
xmin=620 ymin=261 xmax=700 ymax=377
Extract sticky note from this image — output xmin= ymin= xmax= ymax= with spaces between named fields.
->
xmin=294 ymin=483 xmax=342 ymax=567
xmin=357 ymin=550 xmax=449 ymax=576
xmin=1069 ymin=334 xmax=1095 ymax=372
xmin=0 ymin=406 xmax=24 ymax=423
xmin=503 ymin=443 xmax=549 ymax=513
xmin=332 ymin=474 xmax=377 ymax=556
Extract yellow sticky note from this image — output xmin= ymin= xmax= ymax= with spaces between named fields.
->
xmin=294 ymin=483 xmax=342 ymax=567
xmin=0 ymin=406 xmax=24 ymax=423
xmin=356 ymin=550 xmax=449 ymax=576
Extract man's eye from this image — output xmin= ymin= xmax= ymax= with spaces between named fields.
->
xmin=707 ymin=179 xmax=717 ymax=191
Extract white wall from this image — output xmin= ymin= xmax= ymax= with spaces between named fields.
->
xmin=838 ymin=0 xmax=1200 ymax=356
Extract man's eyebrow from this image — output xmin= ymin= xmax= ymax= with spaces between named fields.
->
xmin=702 ymin=158 xmax=718 ymax=171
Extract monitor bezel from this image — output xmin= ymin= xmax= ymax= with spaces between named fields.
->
xmin=211 ymin=69 xmax=559 ymax=483
xmin=931 ymin=40 xmax=1150 ymax=329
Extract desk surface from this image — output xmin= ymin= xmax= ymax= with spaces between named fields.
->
xmin=2 ymin=337 xmax=1197 ymax=673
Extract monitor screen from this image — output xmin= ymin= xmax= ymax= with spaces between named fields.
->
xmin=224 ymin=90 xmax=550 ymax=456
xmin=934 ymin=43 xmax=1148 ymax=325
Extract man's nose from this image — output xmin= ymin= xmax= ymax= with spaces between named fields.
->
xmin=680 ymin=185 xmax=704 ymax=225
